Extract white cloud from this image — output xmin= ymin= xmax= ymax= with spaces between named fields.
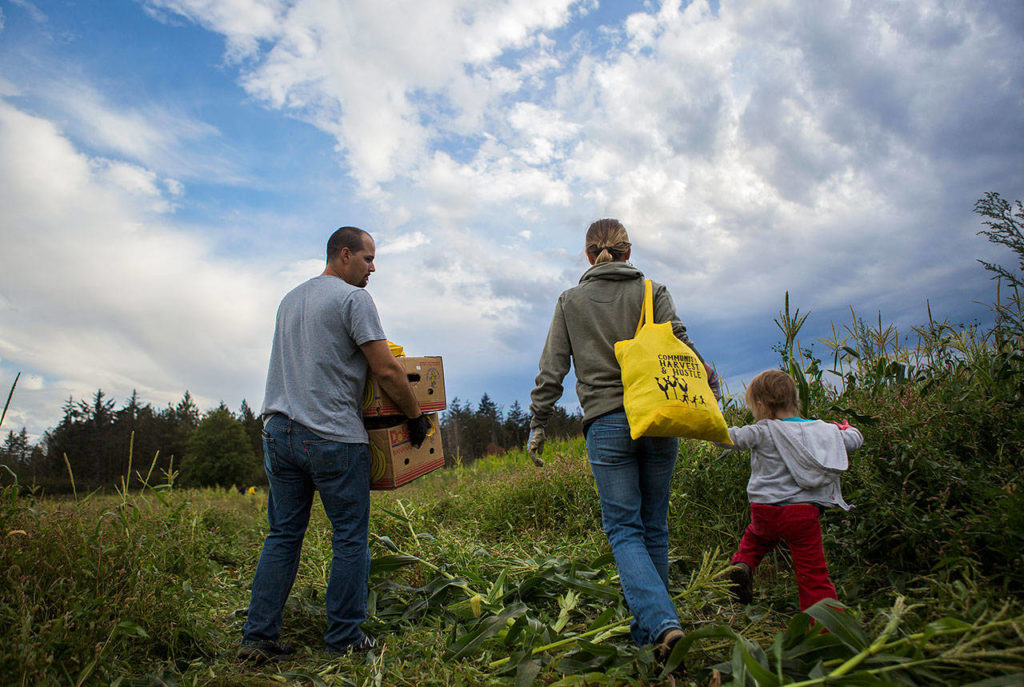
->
xmin=4 ymin=0 xmax=1022 ymax=433
xmin=164 ymin=178 xmax=185 ymax=196
xmin=145 ymin=0 xmax=585 ymax=194
xmin=165 ymin=0 xmax=1016 ymax=347
xmin=92 ymin=159 xmax=182 ymax=213
xmin=16 ymin=374 xmax=45 ymax=391
xmin=0 ymin=99 xmax=289 ymax=433
xmin=57 ymin=82 xmax=229 ymax=179
xmin=378 ymin=231 xmax=429 ymax=256
xmin=142 ymin=0 xmax=286 ymax=59
xmin=3 ymin=69 xmax=246 ymax=185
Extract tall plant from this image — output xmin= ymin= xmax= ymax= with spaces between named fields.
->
xmin=0 ymin=372 xmax=19 ymax=430
xmin=774 ymin=292 xmax=812 ymax=417
xmin=975 ymin=191 xmax=1024 ymax=341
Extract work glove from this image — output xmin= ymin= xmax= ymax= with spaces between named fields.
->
xmin=527 ymin=427 xmax=545 ymax=467
xmin=407 ymin=413 xmax=432 ymax=448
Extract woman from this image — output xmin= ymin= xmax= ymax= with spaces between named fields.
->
xmin=528 ymin=218 xmax=718 ymax=659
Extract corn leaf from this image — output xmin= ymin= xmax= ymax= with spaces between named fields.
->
xmin=962 ymin=675 xmax=1024 ymax=687
xmin=661 ymin=624 xmax=739 ymax=676
xmin=445 ymin=602 xmax=528 ymax=661
xmin=369 ymin=554 xmax=420 ymax=576
xmin=803 ymin=601 xmax=869 ymax=652
xmin=735 ymin=636 xmax=779 ymax=687
xmin=549 ymin=572 xmax=620 ymax=601
xmin=514 ymin=658 xmax=542 ymax=687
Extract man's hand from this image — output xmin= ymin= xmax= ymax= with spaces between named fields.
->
xmin=407 ymin=414 xmax=432 ymax=448
xmin=527 ymin=427 xmax=545 ymax=467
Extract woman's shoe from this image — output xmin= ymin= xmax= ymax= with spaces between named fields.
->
xmin=655 ymin=627 xmax=686 ymax=674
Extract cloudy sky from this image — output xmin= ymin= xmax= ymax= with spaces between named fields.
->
xmin=1 ymin=0 xmax=1022 ymax=439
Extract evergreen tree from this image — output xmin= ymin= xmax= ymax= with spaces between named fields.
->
xmin=545 ymin=404 xmax=583 ymax=440
xmin=440 ymin=397 xmax=471 ymax=466
xmin=156 ymin=391 xmax=202 ymax=475
xmin=476 ymin=393 xmax=502 ymax=450
xmin=2 ymin=428 xmax=30 ymax=463
xmin=179 ymin=405 xmax=259 ymax=488
xmin=502 ymin=400 xmax=530 ymax=449
xmin=238 ymin=399 xmax=264 ymax=462
xmin=174 ymin=391 xmax=201 ymax=431
xmin=1 ymin=429 xmax=30 ymax=481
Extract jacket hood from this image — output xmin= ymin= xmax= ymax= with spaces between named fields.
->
xmin=578 ymin=261 xmax=644 ymax=284
xmin=765 ymin=420 xmax=848 ymax=490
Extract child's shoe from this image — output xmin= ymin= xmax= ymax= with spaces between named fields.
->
xmin=729 ymin=562 xmax=754 ymax=605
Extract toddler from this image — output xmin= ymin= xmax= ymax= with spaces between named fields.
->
xmin=726 ymin=369 xmax=862 ymax=610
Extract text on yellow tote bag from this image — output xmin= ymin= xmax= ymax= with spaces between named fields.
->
xmin=613 ymin=280 xmax=731 ymax=443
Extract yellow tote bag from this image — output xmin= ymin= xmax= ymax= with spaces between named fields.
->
xmin=614 ymin=280 xmax=732 ymax=443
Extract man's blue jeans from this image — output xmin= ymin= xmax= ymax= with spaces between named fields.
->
xmin=242 ymin=414 xmax=371 ymax=650
xmin=586 ymin=411 xmax=680 ymax=646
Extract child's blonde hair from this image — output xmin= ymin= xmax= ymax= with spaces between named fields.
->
xmin=745 ymin=369 xmax=799 ymax=420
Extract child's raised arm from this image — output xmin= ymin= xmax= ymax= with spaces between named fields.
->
xmin=727 ymin=423 xmax=768 ymax=450
xmin=834 ymin=422 xmax=864 ymax=452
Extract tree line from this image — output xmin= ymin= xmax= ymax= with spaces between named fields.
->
xmin=439 ymin=394 xmax=581 ymax=466
xmin=0 ymin=390 xmax=265 ymax=492
xmin=0 ymin=389 xmax=582 ymax=492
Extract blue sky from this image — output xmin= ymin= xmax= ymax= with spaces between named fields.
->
xmin=1 ymin=0 xmax=1022 ymax=440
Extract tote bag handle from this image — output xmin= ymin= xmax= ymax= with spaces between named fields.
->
xmin=634 ymin=279 xmax=654 ymax=337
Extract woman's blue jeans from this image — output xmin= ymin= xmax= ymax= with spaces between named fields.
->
xmin=242 ymin=414 xmax=371 ymax=650
xmin=586 ymin=411 xmax=680 ymax=646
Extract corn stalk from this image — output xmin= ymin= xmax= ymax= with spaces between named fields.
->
xmin=0 ymin=372 xmax=19 ymax=430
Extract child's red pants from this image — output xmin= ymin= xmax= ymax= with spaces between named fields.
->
xmin=731 ymin=503 xmax=838 ymax=610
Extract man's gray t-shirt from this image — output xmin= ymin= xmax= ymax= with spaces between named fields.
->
xmin=262 ymin=275 xmax=386 ymax=443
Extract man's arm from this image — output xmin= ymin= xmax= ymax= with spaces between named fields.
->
xmin=360 ymin=339 xmax=422 ymax=419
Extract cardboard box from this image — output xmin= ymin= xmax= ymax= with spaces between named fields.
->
xmin=362 ymin=356 xmax=446 ymax=417
xmin=368 ymin=413 xmax=445 ymax=490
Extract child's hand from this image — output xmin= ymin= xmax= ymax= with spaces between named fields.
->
xmin=833 ymin=419 xmax=851 ymax=431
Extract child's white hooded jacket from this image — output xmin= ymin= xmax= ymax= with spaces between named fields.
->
xmin=728 ymin=419 xmax=863 ymax=510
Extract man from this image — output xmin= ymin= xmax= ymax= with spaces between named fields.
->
xmin=240 ymin=226 xmax=431 ymax=661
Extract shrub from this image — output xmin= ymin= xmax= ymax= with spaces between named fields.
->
xmin=179 ymin=407 xmax=260 ymax=488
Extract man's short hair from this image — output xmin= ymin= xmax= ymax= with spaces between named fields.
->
xmin=326 ymin=226 xmax=371 ymax=262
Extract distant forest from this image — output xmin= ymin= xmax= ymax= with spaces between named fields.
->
xmin=0 ymin=389 xmax=582 ymax=492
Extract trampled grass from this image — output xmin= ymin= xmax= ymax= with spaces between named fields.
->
xmin=3 ymin=435 xmax=1022 ymax=686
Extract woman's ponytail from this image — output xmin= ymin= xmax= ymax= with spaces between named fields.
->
xmin=586 ymin=219 xmax=631 ymax=263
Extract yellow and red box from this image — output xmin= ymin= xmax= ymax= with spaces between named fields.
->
xmin=362 ymin=356 xmax=446 ymax=417
xmin=367 ymin=413 xmax=444 ymax=490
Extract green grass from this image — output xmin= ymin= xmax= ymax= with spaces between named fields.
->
xmin=5 ymin=268 xmax=1024 ymax=684
xmin=2 ymin=434 xmax=1021 ymax=686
